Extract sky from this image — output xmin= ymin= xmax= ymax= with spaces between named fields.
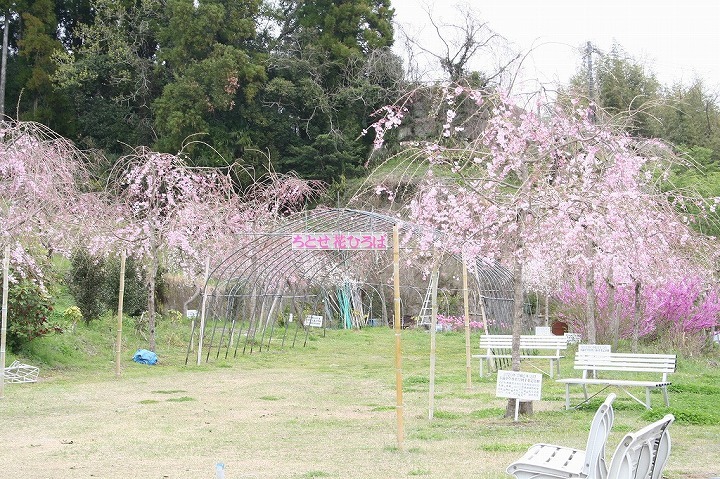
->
xmin=390 ymin=0 xmax=720 ymax=93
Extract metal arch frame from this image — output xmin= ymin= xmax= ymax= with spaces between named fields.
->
xmin=189 ymin=208 xmax=516 ymax=362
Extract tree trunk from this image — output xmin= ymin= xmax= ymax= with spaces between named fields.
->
xmin=506 ymin=208 xmax=533 ymax=418
xmin=584 ymin=240 xmax=597 ymax=343
xmin=607 ymin=276 xmax=619 ymax=349
xmin=632 ymin=280 xmax=642 ymax=353
xmin=146 ymin=254 xmax=158 ymax=352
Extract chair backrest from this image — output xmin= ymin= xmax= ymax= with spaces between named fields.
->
xmin=607 ymin=414 xmax=675 ymax=479
xmin=583 ymin=393 xmax=616 ymax=478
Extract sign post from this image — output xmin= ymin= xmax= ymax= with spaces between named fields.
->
xmin=495 ymin=370 xmax=543 ymax=421
xmin=463 ymin=262 xmax=472 ymax=389
xmin=115 ymin=249 xmax=126 ymax=378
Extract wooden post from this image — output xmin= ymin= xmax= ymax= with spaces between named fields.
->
xmin=428 ymin=266 xmax=439 ymax=420
xmin=478 ymin=294 xmax=493 ymax=373
xmin=463 ymin=262 xmax=472 ymax=389
xmin=0 ymin=243 xmax=9 ymax=399
xmin=393 ymin=225 xmax=404 ymax=449
xmin=479 ymin=294 xmax=490 ymax=337
xmin=196 ymin=257 xmax=211 ymax=365
xmin=115 ymin=249 xmax=126 ymax=378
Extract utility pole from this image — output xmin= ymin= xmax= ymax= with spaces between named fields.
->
xmin=585 ymin=42 xmax=595 ymax=100
xmin=585 ymin=41 xmax=597 ymax=122
xmin=0 ymin=10 xmax=9 ymax=118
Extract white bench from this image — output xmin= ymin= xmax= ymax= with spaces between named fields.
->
xmin=473 ymin=334 xmax=568 ymax=378
xmin=557 ymin=351 xmax=676 ymax=410
xmin=507 ymin=393 xmax=616 ymax=479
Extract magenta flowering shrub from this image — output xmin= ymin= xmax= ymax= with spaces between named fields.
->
xmin=554 ymin=276 xmax=720 ymax=344
xmin=436 ymin=314 xmax=484 ymax=332
xmin=645 ymin=278 xmax=720 ymax=335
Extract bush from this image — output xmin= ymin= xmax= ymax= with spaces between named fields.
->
xmin=68 ymin=249 xmax=149 ymax=320
xmin=68 ymin=247 xmax=107 ymax=323
xmin=62 ymin=305 xmax=83 ymax=332
xmin=101 ymin=254 xmax=147 ymax=317
xmin=6 ymin=279 xmax=57 ymax=352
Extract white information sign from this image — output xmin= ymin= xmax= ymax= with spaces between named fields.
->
xmin=535 ymin=326 xmax=552 ymax=336
xmin=565 ymin=333 xmax=582 ymax=344
xmin=304 ymin=315 xmax=324 ymax=328
xmin=186 ymin=309 xmax=198 ymax=319
xmin=579 ymin=344 xmax=611 ymax=353
xmin=496 ymin=370 xmax=543 ymax=402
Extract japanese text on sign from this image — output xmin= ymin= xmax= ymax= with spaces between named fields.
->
xmin=291 ymin=232 xmax=389 ymax=250
xmin=495 ymin=370 xmax=542 ymax=401
xmin=579 ymin=344 xmax=612 ymax=353
xmin=304 ymin=315 xmax=323 ymax=328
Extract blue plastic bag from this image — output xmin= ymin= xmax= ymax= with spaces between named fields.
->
xmin=132 ymin=349 xmax=158 ymax=365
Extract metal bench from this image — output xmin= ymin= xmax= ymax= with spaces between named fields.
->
xmin=506 ymin=393 xmax=616 ymax=479
xmin=556 ymin=351 xmax=676 ymax=409
xmin=473 ymin=334 xmax=569 ymax=378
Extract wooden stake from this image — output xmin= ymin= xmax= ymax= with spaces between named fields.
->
xmin=428 ymin=266 xmax=439 ymax=420
xmin=478 ymin=292 xmax=492 ymax=372
xmin=463 ymin=262 xmax=472 ymax=389
xmin=0 ymin=243 xmax=9 ymax=399
xmin=393 ymin=225 xmax=404 ymax=449
xmin=115 ymin=249 xmax=126 ymax=378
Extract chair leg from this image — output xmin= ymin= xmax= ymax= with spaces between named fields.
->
xmin=662 ymin=386 xmax=669 ymax=407
xmin=565 ymin=383 xmax=571 ymax=410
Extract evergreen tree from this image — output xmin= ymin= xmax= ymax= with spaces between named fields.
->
xmin=52 ymin=0 xmax=164 ymax=152
xmin=564 ymin=43 xmax=661 ymax=138
xmin=152 ymin=0 xmax=266 ymax=164
xmin=656 ymin=79 xmax=720 ymax=166
xmin=595 ymin=44 xmax=661 ymax=138
xmin=253 ymin=0 xmax=401 ymax=183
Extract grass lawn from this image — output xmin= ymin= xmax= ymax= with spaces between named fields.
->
xmin=2 ymin=320 xmax=719 ymax=478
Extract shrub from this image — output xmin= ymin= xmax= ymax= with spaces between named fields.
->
xmin=101 ymin=254 xmax=147 ymax=317
xmin=62 ymin=305 xmax=83 ymax=332
xmin=436 ymin=314 xmax=484 ymax=332
xmin=554 ymin=275 xmax=720 ymax=350
xmin=6 ymin=279 xmax=57 ymax=352
xmin=68 ymin=247 xmax=107 ymax=323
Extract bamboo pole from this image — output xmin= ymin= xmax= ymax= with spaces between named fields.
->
xmin=196 ymin=257 xmax=211 ymax=365
xmin=115 ymin=249 xmax=126 ymax=378
xmin=393 ymin=225 xmax=404 ymax=449
xmin=428 ymin=266 xmax=439 ymax=420
xmin=463 ymin=262 xmax=472 ymax=389
xmin=0 ymin=243 xmax=9 ymax=399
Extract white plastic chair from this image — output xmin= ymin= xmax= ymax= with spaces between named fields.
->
xmin=606 ymin=414 xmax=674 ymax=479
xmin=506 ymin=393 xmax=616 ymax=479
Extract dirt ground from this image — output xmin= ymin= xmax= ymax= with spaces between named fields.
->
xmin=2 ymin=356 xmax=718 ymax=479
xmin=0 ymin=364 xmax=520 ymax=479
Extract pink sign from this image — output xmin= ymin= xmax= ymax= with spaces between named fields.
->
xmin=291 ymin=232 xmax=389 ymax=250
